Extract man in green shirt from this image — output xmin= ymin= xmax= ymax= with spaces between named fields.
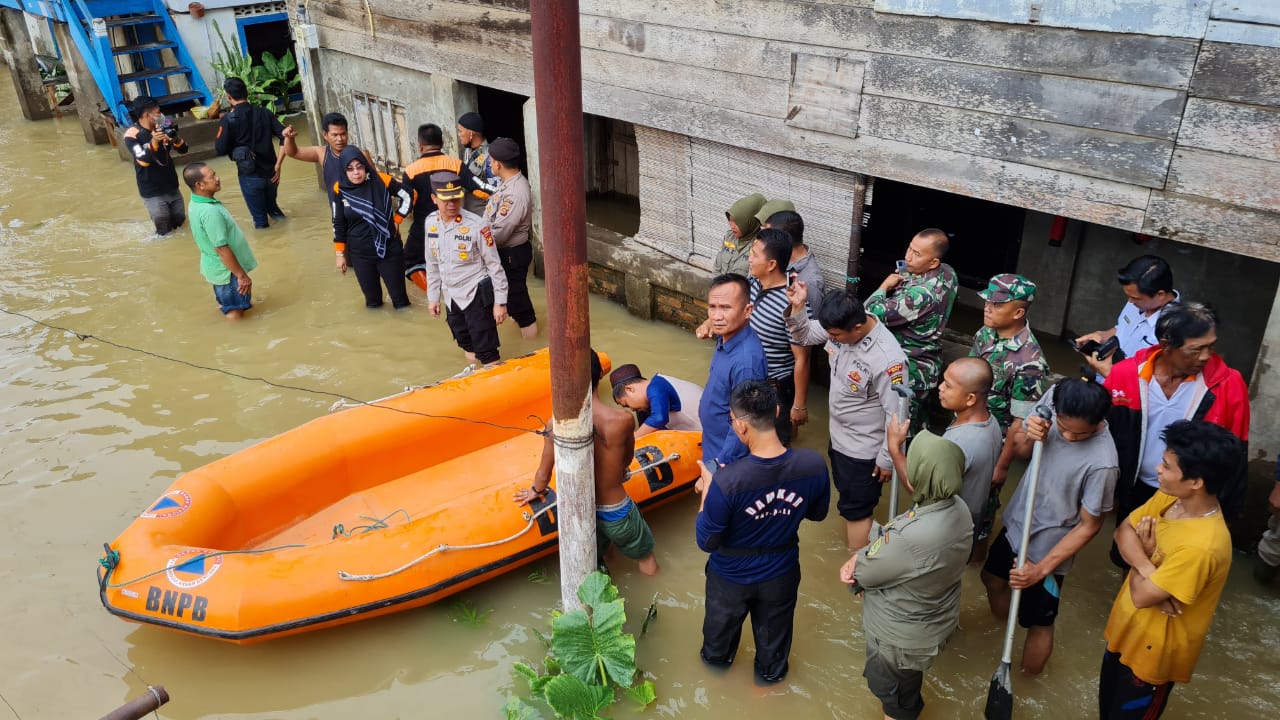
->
xmin=183 ymin=162 xmax=258 ymax=320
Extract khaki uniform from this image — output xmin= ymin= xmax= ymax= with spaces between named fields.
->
xmin=483 ymin=171 xmax=531 ymax=249
xmin=424 ymin=209 xmax=508 ymax=308
xmin=787 ymin=314 xmax=908 ymax=469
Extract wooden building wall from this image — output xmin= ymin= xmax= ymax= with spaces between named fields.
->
xmin=305 ymin=0 xmax=1280 ymax=262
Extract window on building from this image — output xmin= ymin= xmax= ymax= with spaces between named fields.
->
xmin=352 ymin=92 xmax=410 ymax=174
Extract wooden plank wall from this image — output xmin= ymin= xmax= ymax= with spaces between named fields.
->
xmin=306 ymin=0 xmax=1280 ymax=262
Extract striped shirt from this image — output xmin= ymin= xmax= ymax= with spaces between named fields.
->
xmin=750 ymin=280 xmax=800 ymax=381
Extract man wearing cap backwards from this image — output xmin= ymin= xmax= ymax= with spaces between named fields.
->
xmin=484 ymin=138 xmax=538 ymax=340
xmin=423 ymin=171 xmax=509 ymax=367
xmin=864 ymin=228 xmax=959 ymax=425
xmin=610 ymin=363 xmax=702 ymax=436
xmin=714 ymin=194 xmax=766 ymax=276
xmin=456 ymin=112 xmax=498 ymax=215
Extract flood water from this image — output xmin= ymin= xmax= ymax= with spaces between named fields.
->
xmin=1 ymin=90 xmax=1277 ymax=720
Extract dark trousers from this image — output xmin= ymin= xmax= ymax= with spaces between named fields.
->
xmin=1110 ymin=480 xmax=1159 ymax=569
xmin=446 ymin=293 xmax=500 ymax=363
xmin=1099 ymin=650 xmax=1174 ymax=719
xmin=351 ymin=254 xmax=409 ymax=309
xmin=700 ymin=564 xmax=801 ymax=683
xmin=238 ymin=174 xmax=281 ymax=228
xmin=499 ymin=242 xmax=536 ymax=328
xmin=141 ymin=191 xmax=185 ymax=235
xmin=770 ymin=375 xmax=796 ymax=446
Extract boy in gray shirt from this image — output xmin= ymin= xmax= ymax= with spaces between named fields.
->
xmin=936 ymin=358 xmax=1003 ymax=536
xmin=981 ymin=379 xmax=1119 ymax=676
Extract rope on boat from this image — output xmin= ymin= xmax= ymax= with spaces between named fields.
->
xmin=335 ymin=454 xmax=679 ymax=583
xmin=98 ymin=543 xmax=307 ymax=589
xmin=337 ymin=502 xmax=558 ymax=582
xmin=332 ymin=509 xmax=411 ymax=539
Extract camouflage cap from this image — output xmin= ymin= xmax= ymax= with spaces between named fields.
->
xmin=978 ymin=273 xmax=1037 ymax=304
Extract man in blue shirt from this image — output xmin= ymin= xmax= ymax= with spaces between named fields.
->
xmin=696 ymin=380 xmax=830 ymax=683
xmin=698 ymin=274 xmax=769 ymax=470
xmin=610 ymin=363 xmax=700 ymax=436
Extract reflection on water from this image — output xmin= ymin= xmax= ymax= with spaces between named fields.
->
xmin=0 ymin=90 xmax=1277 ymax=720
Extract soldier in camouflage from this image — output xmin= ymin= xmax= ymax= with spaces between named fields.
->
xmin=970 ymin=273 xmax=1050 ymax=558
xmin=969 ymin=273 xmax=1049 ymax=431
xmin=864 ymin=228 xmax=959 ymax=423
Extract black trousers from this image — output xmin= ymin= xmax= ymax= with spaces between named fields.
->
xmin=499 ymin=242 xmax=537 ymax=328
xmin=1098 ymin=649 xmax=1174 ymax=719
xmin=770 ymin=375 xmax=796 ymax=446
xmin=446 ymin=292 xmax=500 ymax=363
xmin=700 ymin=564 xmax=801 ymax=683
xmin=351 ymin=254 xmax=409 ymax=308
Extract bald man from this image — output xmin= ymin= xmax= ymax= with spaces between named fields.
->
xmin=937 ymin=358 xmax=1002 ymax=541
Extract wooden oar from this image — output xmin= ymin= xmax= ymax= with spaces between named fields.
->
xmin=984 ymin=405 xmax=1052 ymax=720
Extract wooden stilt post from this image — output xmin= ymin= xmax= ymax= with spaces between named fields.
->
xmin=846 ymin=173 xmax=868 ymax=294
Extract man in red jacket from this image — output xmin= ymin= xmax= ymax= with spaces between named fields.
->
xmin=1099 ymin=302 xmax=1249 ymax=566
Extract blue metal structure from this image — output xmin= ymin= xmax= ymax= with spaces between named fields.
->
xmin=21 ymin=0 xmax=214 ymax=125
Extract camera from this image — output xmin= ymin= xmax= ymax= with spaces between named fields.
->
xmin=160 ymin=115 xmax=180 ymax=140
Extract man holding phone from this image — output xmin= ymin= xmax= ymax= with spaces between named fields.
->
xmin=1075 ymin=255 xmax=1179 ymax=377
xmin=864 ymin=228 xmax=959 ymax=425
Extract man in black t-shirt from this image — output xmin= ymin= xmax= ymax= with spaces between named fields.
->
xmin=122 ymin=96 xmax=189 ymax=235
xmin=215 ymin=78 xmax=286 ymax=229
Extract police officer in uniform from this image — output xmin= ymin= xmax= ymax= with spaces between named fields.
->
xmin=424 ymin=172 xmax=509 ymax=367
xmin=484 ymin=137 xmax=537 ymax=339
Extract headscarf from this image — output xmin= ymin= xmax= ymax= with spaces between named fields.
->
xmin=907 ymin=430 xmax=965 ymax=507
xmin=336 ymin=145 xmax=393 ymax=258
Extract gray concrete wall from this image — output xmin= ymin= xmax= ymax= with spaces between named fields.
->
xmin=1062 ymin=225 xmax=1279 ymax=382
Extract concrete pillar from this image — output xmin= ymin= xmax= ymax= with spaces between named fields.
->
xmin=1014 ymin=211 xmax=1083 ymax=337
xmin=0 ymin=8 xmax=54 ymax=121
xmin=1249 ymin=291 xmax=1280 ymax=462
xmin=522 ymin=98 xmax=544 ymax=277
xmin=51 ymin=22 xmax=110 ymax=144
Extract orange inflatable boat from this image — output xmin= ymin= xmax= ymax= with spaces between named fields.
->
xmin=97 ymin=350 xmax=702 ymax=643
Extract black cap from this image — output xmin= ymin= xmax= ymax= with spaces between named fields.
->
xmin=489 ymin=137 xmax=520 ymax=163
xmin=430 ymin=171 xmax=466 ymax=200
xmin=457 ymin=112 xmax=484 ymax=133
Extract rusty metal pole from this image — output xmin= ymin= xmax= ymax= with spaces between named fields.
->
xmin=530 ymin=0 xmax=596 ymax=611
xmin=98 ymin=686 xmax=170 ymax=720
xmin=846 ymin=173 xmax=868 ymax=294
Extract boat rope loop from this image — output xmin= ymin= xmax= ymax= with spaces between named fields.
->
xmin=0 ymin=306 xmax=549 ymax=438
xmin=332 ymin=509 xmax=411 ymax=539
xmin=99 ymin=544 xmax=307 ymax=588
xmin=337 ymin=502 xmax=558 ymax=583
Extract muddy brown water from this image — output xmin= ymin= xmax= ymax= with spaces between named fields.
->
xmin=0 ymin=92 xmax=1276 ymax=720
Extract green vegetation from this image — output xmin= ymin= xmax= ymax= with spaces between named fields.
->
xmin=508 ymin=572 xmax=657 ymax=719
xmin=450 ymin=599 xmax=493 ymax=627
xmin=208 ymin=21 xmax=299 ymax=118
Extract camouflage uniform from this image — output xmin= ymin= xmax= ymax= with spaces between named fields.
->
xmin=969 ymin=274 xmax=1049 ymax=430
xmin=864 ymin=263 xmax=958 ymax=395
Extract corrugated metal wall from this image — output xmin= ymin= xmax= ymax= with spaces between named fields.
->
xmin=633 ymin=125 xmax=854 ymax=291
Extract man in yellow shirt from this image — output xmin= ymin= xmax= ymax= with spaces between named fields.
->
xmin=1100 ymin=419 xmax=1239 ymax=719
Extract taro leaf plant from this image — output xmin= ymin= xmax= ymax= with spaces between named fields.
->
xmin=258 ymin=49 xmax=301 ymax=103
xmin=509 ymin=572 xmax=657 ymax=719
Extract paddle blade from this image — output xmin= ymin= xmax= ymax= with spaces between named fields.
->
xmin=984 ymin=661 xmax=1013 ymax=720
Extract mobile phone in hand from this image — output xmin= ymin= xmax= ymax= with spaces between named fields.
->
xmin=895 ymin=260 xmax=907 ymax=275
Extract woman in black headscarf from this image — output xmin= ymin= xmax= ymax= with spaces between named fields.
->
xmin=332 ymin=145 xmax=413 ymax=308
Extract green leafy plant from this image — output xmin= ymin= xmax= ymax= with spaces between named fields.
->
xmin=511 ymin=572 xmax=657 ymax=719
xmin=258 ymin=49 xmax=300 ymax=102
xmin=450 ymin=599 xmax=493 ymax=627
xmin=207 ymin=20 xmax=297 ymax=118
xmin=528 ymin=567 xmax=552 ymax=584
